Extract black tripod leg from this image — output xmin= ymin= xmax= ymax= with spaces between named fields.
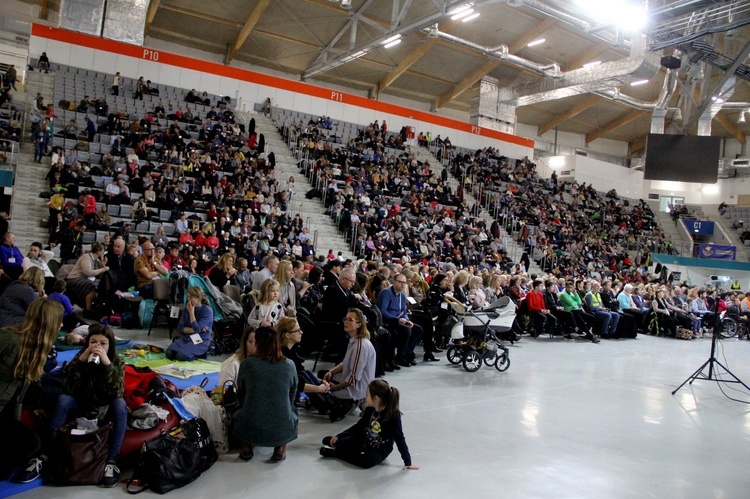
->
xmin=672 ymin=359 xmax=712 ymax=395
xmin=711 ymin=359 xmax=750 ymax=392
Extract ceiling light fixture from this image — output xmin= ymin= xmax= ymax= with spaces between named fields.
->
xmin=382 ymin=34 xmax=401 ymax=45
xmin=384 ymin=39 xmax=402 ymax=49
xmin=739 ymin=112 xmax=746 ymax=124
xmin=341 ymin=0 xmax=352 ymax=8
xmin=583 ymin=60 xmax=602 ymax=68
xmin=341 ymin=50 xmax=368 ymax=63
xmin=527 ymin=38 xmax=545 ymax=47
xmin=448 ymin=3 xmax=473 ymax=16
xmin=451 ymin=8 xmax=475 ymax=21
xmin=462 ymin=12 xmax=480 ymax=22
xmin=630 ymin=79 xmax=649 ymax=86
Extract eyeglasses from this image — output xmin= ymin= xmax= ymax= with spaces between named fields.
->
xmin=395 ymin=280 xmax=407 ymax=284
xmin=343 ymin=317 xmax=360 ymax=323
xmin=343 ymin=277 xmax=356 ymax=283
xmin=289 ymin=329 xmax=302 ymax=334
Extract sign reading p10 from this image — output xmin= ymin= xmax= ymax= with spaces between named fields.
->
xmin=683 ymin=219 xmax=714 ymax=235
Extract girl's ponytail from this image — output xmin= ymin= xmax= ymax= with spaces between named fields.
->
xmin=369 ymin=379 xmax=402 ymax=421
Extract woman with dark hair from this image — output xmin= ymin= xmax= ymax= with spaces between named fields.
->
xmin=218 ymin=326 xmax=256 ymax=386
xmin=319 ymin=379 xmax=418 ymax=470
xmin=48 ymin=322 xmax=126 ymax=487
xmin=234 ymin=326 xmax=297 ymax=462
xmin=0 ymin=299 xmax=63 ymax=482
xmin=422 ymin=273 xmax=452 ymax=350
xmin=299 ymin=265 xmax=324 ymax=314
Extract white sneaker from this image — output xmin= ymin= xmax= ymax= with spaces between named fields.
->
xmin=14 ymin=458 xmax=43 ymax=483
xmin=101 ymin=463 xmax=119 ymax=488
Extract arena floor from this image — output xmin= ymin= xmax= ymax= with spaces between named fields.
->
xmin=16 ymin=328 xmax=750 ymax=498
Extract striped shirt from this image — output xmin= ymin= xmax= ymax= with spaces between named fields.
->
xmin=333 ymin=337 xmax=376 ymax=401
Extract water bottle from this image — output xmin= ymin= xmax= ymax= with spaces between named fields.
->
xmin=89 ymin=354 xmax=100 ymax=365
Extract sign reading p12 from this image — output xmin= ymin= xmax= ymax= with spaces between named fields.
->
xmin=683 ymin=219 xmax=714 ymax=235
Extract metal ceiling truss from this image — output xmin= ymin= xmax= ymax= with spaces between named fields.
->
xmin=303 ymin=0 xmax=507 ymax=80
xmin=682 ymin=39 xmax=750 ymax=133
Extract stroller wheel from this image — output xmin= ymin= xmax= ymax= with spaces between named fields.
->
xmin=446 ymin=345 xmax=463 ymax=365
xmin=462 ymin=350 xmax=482 ymax=372
xmin=483 ymin=352 xmax=497 ymax=367
xmin=495 ymin=352 xmax=510 ymax=372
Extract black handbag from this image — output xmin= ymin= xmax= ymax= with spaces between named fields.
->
xmin=179 ymin=417 xmax=218 ymax=472
xmin=48 ymin=423 xmax=112 ymax=485
xmin=221 ymin=380 xmax=240 ymax=416
xmin=126 ymin=431 xmax=201 ymax=495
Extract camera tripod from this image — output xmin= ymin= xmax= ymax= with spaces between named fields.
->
xmin=672 ymin=328 xmax=750 ymax=396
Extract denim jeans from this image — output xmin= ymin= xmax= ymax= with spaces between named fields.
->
xmin=51 ymin=394 xmax=127 ymax=462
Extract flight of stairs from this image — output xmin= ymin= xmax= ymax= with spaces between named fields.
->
xmin=252 ymin=113 xmax=357 ymax=261
xmin=411 ymin=145 xmax=543 ymax=275
xmin=10 ymin=146 xmax=52 ymax=252
xmin=10 ymin=71 xmax=57 ymax=251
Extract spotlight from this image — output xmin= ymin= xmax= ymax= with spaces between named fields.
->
xmin=341 ymin=0 xmax=352 ymax=8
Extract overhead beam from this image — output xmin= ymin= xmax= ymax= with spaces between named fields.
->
xmin=629 ymin=135 xmax=648 ymax=154
xmin=507 ymin=17 xmax=557 ymax=54
xmin=586 ymin=109 xmax=647 ymax=144
xmin=714 ymin=112 xmax=747 ymax=144
xmin=374 ymin=38 xmax=439 ymax=99
xmin=40 ymin=0 xmax=48 ymax=20
xmin=537 ymin=95 xmax=602 ymax=135
xmin=565 ymin=41 xmax=611 ymax=71
xmin=435 ymin=59 xmax=501 ymax=110
xmin=227 ymin=0 xmax=271 ymax=64
xmin=160 ymin=4 xmax=238 ymax=28
xmin=144 ymin=0 xmax=162 ymax=36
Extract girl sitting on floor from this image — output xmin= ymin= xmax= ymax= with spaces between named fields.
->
xmin=319 ymin=379 xmax=419 ymax=470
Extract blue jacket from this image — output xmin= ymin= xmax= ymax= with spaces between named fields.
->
xmin=376 ymin=287 xmax=409 ymax=322
xmin=166 ymin=304 xmax=214 ymax=359
xmin=0 ymin=244 xmax=23 ymax=269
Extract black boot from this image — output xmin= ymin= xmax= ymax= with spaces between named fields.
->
xmin=423 ymin=352 xmax=440 ymax=362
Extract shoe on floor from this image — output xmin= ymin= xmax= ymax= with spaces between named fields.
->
xmin=270 ymin=445 xmax=286 ymax=462
xmin=423 ymin=353 xmax=440 ymax=362
xmin=239 ymin=443 xmax=254 ymax=461
xmin=321 ymin=436 xmax=333 ymax=447
xmin=101 ymin=463 xmax=119 ymax=488
xmin=319 ymin=446 xmax=336 ymax=458
xmin=14 ymin=458 xmax=44 ymax=484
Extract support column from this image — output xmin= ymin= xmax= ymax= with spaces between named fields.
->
xmin=470 ymin=76 xmax=517 ymax=135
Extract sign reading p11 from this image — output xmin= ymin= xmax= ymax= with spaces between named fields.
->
xmin=683 ymin=219 xmax=714 ymax=235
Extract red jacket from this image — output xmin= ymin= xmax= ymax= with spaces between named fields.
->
xmin=526 ymin=290 xmax=545 ymax=313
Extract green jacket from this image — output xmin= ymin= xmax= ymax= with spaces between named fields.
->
xmin=64 ymin=350 xmax=125 ymax=413
xmin=559 ymin=291 xmax=584 ymax=312
xmin=0 ymin=328 xmax=20 ymax=414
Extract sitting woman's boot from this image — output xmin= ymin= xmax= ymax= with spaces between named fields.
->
xmin=270 ymin=445 xmax=286 ymax=462
xmin=239 ymin=442 xmax=254 ymax=461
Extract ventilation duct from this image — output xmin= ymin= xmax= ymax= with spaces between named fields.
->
xmin=429 ymin=30 xmax=561 ymax=77
xmin=102 ymin=0 xmax=149 ymax=46
xmin=496 ymin=34 xmax=660 ymax=106
xmin=58 ymin=0 xmax=105 ymax=37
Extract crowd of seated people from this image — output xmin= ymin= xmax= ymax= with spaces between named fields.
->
xmin=4 ymin=84 xmax=747 ymax=486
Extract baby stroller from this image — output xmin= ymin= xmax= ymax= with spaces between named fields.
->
xmin=445 ymin=296 xmax=514 ymax=373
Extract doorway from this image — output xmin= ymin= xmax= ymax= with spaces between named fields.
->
xmin=660 ymin=196 xmax=685 ymax=213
